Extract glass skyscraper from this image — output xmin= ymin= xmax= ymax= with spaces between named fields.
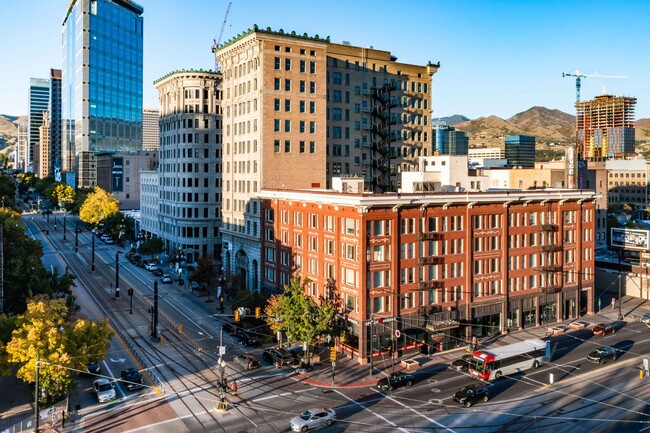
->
xmin=62 ymin=0 xmax=143 ymax=187
xmin=28 ymin=77 xmax=50 ymax=173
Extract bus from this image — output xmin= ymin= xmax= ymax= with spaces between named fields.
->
xmin=468 ymin=338 xmax=550 ymax=381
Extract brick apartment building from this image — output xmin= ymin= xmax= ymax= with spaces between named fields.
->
xmin=259 ymin=187 xmax=597 ymax=364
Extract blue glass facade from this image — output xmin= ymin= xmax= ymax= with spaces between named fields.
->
xmin=505 ymin=135 xmax=536 ymax=168
xmin=62 ymin=0 xmax=143 ymax=186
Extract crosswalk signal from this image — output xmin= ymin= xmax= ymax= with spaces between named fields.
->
xmin=234 ymin=310 xmax=240 ymax=322
xmin=255 ymin=307 xmax=261 ymax=319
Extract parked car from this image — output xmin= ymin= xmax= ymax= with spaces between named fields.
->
xmin=104 ymin=238 xmax=114 ymax=244
xmin=587 ymin=346 xmax=617 ymax=364
xmin=221 ymin=322 xmax=238 ymax=335
xmin=120 ymin=368 xmax=144 ymax=390
xmin=451 ymin=354 xmax=473 ymax=372
xmin=376 ymin=371 xmax=415 ymax=391
xmin=452 ymin=383 xmax=490 ymax=407
xmin=93 ymin=378 xmax=115 ymax=403
xmin=233 ymin=353 xmax=261 ymax=370
xmin=145 ymin=262 xmax=158 ymax=271
xmin=290 ymin=408 xmax=336 ymax=432
xmin=86 ymin=360 xmax=102 ymax=375
xmin=593 ymin=322 xmax=624 ymax=336
xmin=568 ymin=320 xmax=590 ymax=330
xmin=152 ymin=268 xmax=164 ymax=277
xmin=101 ymin=233 xmax=111 ymax=241
xmin=641 ymin=313 xmax=650 ymax=326
xmin=237 ymin=332 xmax=261 ymax=348
xmin=263 ymin=348 xmax=295 ymax=368
xmin=161 ymin=274 xmax=172 ymax=283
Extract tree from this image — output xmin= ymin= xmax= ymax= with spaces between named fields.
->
xmin=52 ymin=183 xmax=75 ymax=210
xmin=5 ymin=296 xmax=113 ymax=400
xmin=66 ymin=186 xmax=93 ymax=216
xmin=79 ymin=186 xmax=119 ymax=226
xmin=139 ymin=237 xmax=163 ymax=259
xmin=189 ymin=255 xmax=217 ymax=291
xmin=264 ymin=277 xmax=335 ymax=364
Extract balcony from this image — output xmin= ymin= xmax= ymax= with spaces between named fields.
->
xmin=539 ymin=265 xmax=563 ymax=273
xmin=418 ymin=256 xmax=444 ymax=265
xmin=418 ymin=232 xmax=443 ymax=241
xmin=539 ymin=244 xmax=562 ymax=253
xmin=418 ymin=280 xmax=444 ymax=290
xmin=540 ymin=224 xmax=559 ymax=232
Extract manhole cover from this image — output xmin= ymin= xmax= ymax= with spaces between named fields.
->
xmin=429 ymin=399 xmax=443 ymax=405
xmin=430 ymin=388 xmax=441 ymax=393
xmin=427 ymin=379 xmax=438 ymax=384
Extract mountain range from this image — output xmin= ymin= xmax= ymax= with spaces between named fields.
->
xmin=0 ymin=114 xmax=26 ymax=149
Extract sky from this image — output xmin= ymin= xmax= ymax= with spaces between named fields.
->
xmin=1 ymin=0 xmax=649 ymax=120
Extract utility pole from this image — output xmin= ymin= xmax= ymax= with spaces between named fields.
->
xmin=63 ymin=213 xmax=67 ymax=241
xmin=34 ymin=355 xmax=40 ymax=433
xmin=369 ymin=313 xmax=374 ymax=376
xmin=151 ymin=279 xmax=158 ymax=339
xmin=74 ymin=223 xmax=78 ymax=253
xmin=91 ymin=235 xmax=95 ymax=271
xmin=618 ymin=248 xmax=624 ymax=320
xmin=115 ymin=251 xmax=120 ymax=298
xmin=129 ymin=285 xmax=134 ymax=314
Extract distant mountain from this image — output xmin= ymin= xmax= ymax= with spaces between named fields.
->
xmin=637 ymin=118 xmax=650 ymax=142
xmin=433 ymin=114 xmax=470 ymax=126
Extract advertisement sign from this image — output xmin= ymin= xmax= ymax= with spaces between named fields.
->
xmin=611 ymin=228 xmax=650 ymax=251
xmin=112 ymin=157 xmax=124 ymax=192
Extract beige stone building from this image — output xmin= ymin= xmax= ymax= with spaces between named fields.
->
xmin=96 ymin=150 xmax=158 ymax=210
xmin=215 ymin=25 xmax=439 ymax=290
xmin=38 ymin=112 xmax=50 ymax=178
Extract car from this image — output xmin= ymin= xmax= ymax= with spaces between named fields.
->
xmin=161 ymin=274 xmax=172 ymax=283
xmin=289 ymin=408 xmax=336 ymax=432
xmin=101 ymin=233 xmax=111 ymax=241
xmin=86 ymin=360 xmax=102 ymax=375
xmin=233 ymin=353 xmax=261 ymax=370
xmin=452 ymin=383 xmax=490 ymax=407
xmin=593 ymin=322 xmax=624 ymax=336
xmin=144 ymin=261 xmax=158 ymax=271
xmin=237 ymin=332 xmax=261 ymax=348
xmin=104 ymin=238 xmax=114 ymax=244
xmin=120 ymin=368 xmax=144 ymax=390
xmin=641 ymin=313 xmax=650 ymax=326
xmin=221 ymin=322 xmax=238 ymax=335
xmin=93 ymin=378 xmax=116 ymax=403
xmin=587 ymin=346 xmax=617 ymax=364
xmin=546 ymin=325 xmax=570 ymax=336
xmin=263 ymin=348 xmax=295 ymax=368
xmin=451 ymin=354 xmax=473 ymax=372
xmin=376 ymin=371 xmax=415 ymax=391
xmin=568 ymin=320 xmax=590 ymax=330
xmin=152 ymin=268 xmax=164 ymax=277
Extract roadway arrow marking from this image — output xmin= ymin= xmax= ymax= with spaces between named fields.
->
xmin=110 ymin=358 xmax=126 ymax=363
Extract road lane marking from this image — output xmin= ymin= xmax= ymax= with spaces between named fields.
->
xmin=334 ymin=389 xmax=412 ymax=433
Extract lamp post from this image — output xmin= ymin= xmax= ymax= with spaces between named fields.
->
xmin=368 ymin=288 xmax=403 ymax=374
xmin=369 ymin=312 xmax=375 ymax=376
xmin=91 ymin=234 xmax=95 ymax=271
xmin=218 ymin=357 xmax=227 ymax=403
xmin=75 ymin=223 xmax=78 ymax=253
xmin=618 ymin=248 xmax=624 ymax=320
xmin=151 ymin=279 xmax=159 ymax=339
xmin=128 ymin=285 xmax=134 ymax=314
xmin=62 ymin=213 xmax=67 ymax=241
xmin=115 ymin=251 xmax=120 ymax=298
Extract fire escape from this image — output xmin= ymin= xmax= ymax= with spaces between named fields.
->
xmin=369 ymin=83 xmax=397 ymax=193
xmin=539 ymin=218 xmax=562 ymax=293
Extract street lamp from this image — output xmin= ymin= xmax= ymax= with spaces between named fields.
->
xmin=62 ymin=213 xmax=67 ymax=241
xmin=115 ymin=251 xmax=120 ymax=298
xmin=75 ymin=222 xmax=78 ymax=253
xmin=91 ymin=234 xmax=95 ymax=271
xmin=617 ymin=248 xmax=624 ymax=320
xmin=218 ymin=357 xmax=227 ymax=403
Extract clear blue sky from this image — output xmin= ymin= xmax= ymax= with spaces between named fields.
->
xmin=1 ymin=0 xmax=649 ymax=120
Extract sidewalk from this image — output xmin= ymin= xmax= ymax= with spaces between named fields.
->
xmin=289 ymin=295 xmax=650 ymax=389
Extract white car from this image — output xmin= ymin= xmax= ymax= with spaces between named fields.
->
xmin=93 ymin=378 xmax=115 ymax=403
xmin=145 ymin=262 xmax=158 ymax=271
xmin=641 ymin=313 xmax=650 ymax=326
xmin=290 ymin=408 xmax=336 ymax=432
xmin=161 ymin=274 xmax=172 ymax=283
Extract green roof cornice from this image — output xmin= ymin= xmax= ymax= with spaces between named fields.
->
xmin=153 ymin=68 xmax=219 ymax=85
xmin=217 ymin=24 xmax=330 ymax=51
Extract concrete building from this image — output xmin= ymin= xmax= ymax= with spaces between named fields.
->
xmin=28 ymin=77 xmax=50 ymax=173
xmin=215 ymin=25 xmax=439 ymax=290
xmin=486 ymin=163 xmax=566 ymax=190
xmin=49 ymin=69 xmax=62 ymax=180
xmin=62 ymin=0 xmax=144 ymax=187
xmin=95 ymin=150 xmax=158 ymax=210
xmin=154 ymin=70 xmax=222 ymax=262
xmin=259 ymin=187 xmax=597 ymax=364
xmin=38 ymin=113 xmax=50 ymax=178
xmin=605 ymin=159 xmax=648 ymax=212
xmin=433 ymin=124 xmax=468 ymax=156
xmin=505 ymin=135 xmax=535 ymax=168
xmin=576 ymin=94 xmax=636 ymax=159
xmin=16 ymin=121 xmax=28 ymax=172
xmin=400 ymin=155 xmax=488 ymax=193
xmin=142 ymin=108 xmax=160 ymax=151
xmin=469 ymin=147 xmax=505 ymax=160
xmin=139 ymin=170 xmax=159 ymax=239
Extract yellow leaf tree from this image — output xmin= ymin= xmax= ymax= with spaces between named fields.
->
xmin=5 ymin=296 xmax=113 ymax=399
xmin=79 ymin=186 xmax=120 ymax=226
xmin=53 ymin=183 xmax=76 ymax=210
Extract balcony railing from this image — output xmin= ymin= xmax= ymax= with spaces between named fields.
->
xmin=418 ymin=256 xmax=444 ymax=265
xmin=418 ymin=232 xmax=443 ymax=241
xmin=539 ymin=244 xmax=562 ymax=253
xmin=418 ymin=280 xmax=444 ymax=290
xmin=540 ymin=224 xmax=559 ymax=232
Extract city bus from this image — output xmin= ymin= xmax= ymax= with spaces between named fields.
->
xmin=468 ymin=338 xmax=550 ymax=381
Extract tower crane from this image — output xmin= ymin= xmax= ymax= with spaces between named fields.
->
xmin=211 ymin=1 xmax=232 ymax=73
xmin=562 ymin=69 xmax=627 ymax=102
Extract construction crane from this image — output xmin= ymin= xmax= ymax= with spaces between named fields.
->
xmin=211 ymin=1 xmax=232 ymax=73
xmin=562 ymin=69 xmax=627 ymax=102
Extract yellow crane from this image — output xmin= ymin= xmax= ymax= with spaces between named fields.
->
xmin=562 ymin=69 xmax=627 ymax=102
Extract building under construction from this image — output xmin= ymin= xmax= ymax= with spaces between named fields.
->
xmin=576 ymin=94 xmax=636 ymax=160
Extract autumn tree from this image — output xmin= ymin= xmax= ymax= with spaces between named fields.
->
xmin=5 ymin=296 xmax=113 ymax=400
xmin=52 ymin=183 xmax=75 ymax=210
xmin=79 ymin=186 xmax=119 ymax=226
xmin=264 ymin=276 xmax=335 ymax=364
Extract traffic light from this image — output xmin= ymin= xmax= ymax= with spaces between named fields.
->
xmin=255 ymin=307 xmax=261 ymax=319
xmin=234 ymin=309 xmax=240 ymax=322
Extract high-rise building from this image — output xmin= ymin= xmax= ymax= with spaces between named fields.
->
xmin=142 ymin=108 xmax=160 ymax=151
xmin=432 ymin=124 xmax=468 ymax=155
xmin=28 ymin=77 xmax=50 ymax=173
xmin=154 ymin=70 xmax=222 ymax=262
xmin=49 ymin=69 xmax=62 ymax=180
xmin=505 ymin=135 xmax=535 ymax=168
xmin=38 ymin=113 xmax=50 ymax=178
xmin=62 ymin=0 xmax=144 ymax=187
xmin=16 ymin=121 xmax=28 ymax=172
xmin=215 ymin=25 xmax=438 ymax=289
xmin=576 ymin=94 xmax=636 ymax=160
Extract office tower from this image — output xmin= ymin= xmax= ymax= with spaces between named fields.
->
xmin=16 ymin=121 xmax=28 ymax=172
xmin=215 ymin=26 xmax=438 ymax=289
xmin=49 ymin=69 xmax=62 ymax=180
xmin=62 ymin=0 xmax=144 ymax=187
xmin=576 ymin=94 xmax=636 ymax=160
xmin=28 ymin=78 xmax=50 ymax=173
xmin=142 ymin=108 xmax=160 ymax=151
xmin=38 ymin=113 xmax=50 ymax=178
xmin=432 ymin=124 xmax=469 ymax=155
xmin=154 ymin=70 xmax=222 ymax=263
xmin=505 ymin=135 xmax=535 ymax=168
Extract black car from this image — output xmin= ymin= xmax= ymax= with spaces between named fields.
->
xmin=221 ymin=322 xmax=238 ymax=335
xmin=263 ymin=348 xmax=294 ymax=368
xmin=233 ymin=353 xmax=261 ymax=370
xmin=120 ymin=368 xmax=144 ymax=390
xmin=86 ymin=360 xmax=102 ymax=375
xmin=376 ymin=372 xmax=415 ymax=391
xmin=237 ymin=332 xmax=261 ymax=347
xmin=586 ymin=346 xmax=617 ymax=364
xmin=152 ymin=268 xmax=164 ymax=277
xmin=453 ymin=383 xmax=490 ymax=407
xmin=451 ymin=354 xmax=473 ymax=372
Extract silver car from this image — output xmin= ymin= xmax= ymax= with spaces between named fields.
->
xmin=290 ymin=408 xmax=336 ymax=432
xmin=93 ymin=378 xmax=115 ymax=403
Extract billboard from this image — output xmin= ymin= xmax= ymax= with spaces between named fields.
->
xmin=611 ymin=228 xmax=650 ymax=251
xmin=112 ymin=157 xmax=124 ymax=192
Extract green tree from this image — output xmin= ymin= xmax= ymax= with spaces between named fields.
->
xmin=264 ymin=277 xmax=335 ymax=363
xmin=67 ymin=186 xmax=93 ymax=216
xmin=189 ymin=255 xmax=217 ymax=290
xmin=139 ymin=237 xmax=163 ymax=259
xmin=52 ymin=183 xmax=75 ymax=210
xmin=79 ymin=186 xmax=119 ymax=226
xmin=5 ymin=296 xmax=113 ymax=400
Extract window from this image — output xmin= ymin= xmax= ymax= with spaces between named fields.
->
xmin=310 ymin=81 xmax=316 ymax=93
xmin=274 ymin=140 xmax=280 ymax=152
xmin=284 ymin=99 xmax=291 ymax=111
xmin=309 ymin=141 xmax=315 ymax=153
xmin=284 ymin=120 xmax=291 ymax=132
xmin=300 ymin=80 xmax=306 ymax=92
xmin=274 ymin=57 xmax=280 ymax=70
xmin=300 ymin=60 xmax=306 ymax=72
xmin=310 ymin=61 xmax=316 ymax=73
xmin=274 ymin=98 xmax=280 ymax=111
xmin=274 ymin=78 xmax=280 ymax=90
xmin=285 ymin=58 xmax=291 ymax=71
xmin=299 ymin=141 xmax=305 ymax=153
xmin=310 ymin=121 xmax=315 ymax=133
xmin=299 ymin=100 xmax=306 ymax=112
xmin=284 ymin=140 xmax=291 ymax=152
xmin=332 ymin=72 xmax=342 ymax=84
xmin=274 ymin=119 xmax=280 ymax=132
xmin=310 ymin=101 xmax=316 ymax=113
xmin=285 ymin=79 xmax=291 ymax=91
